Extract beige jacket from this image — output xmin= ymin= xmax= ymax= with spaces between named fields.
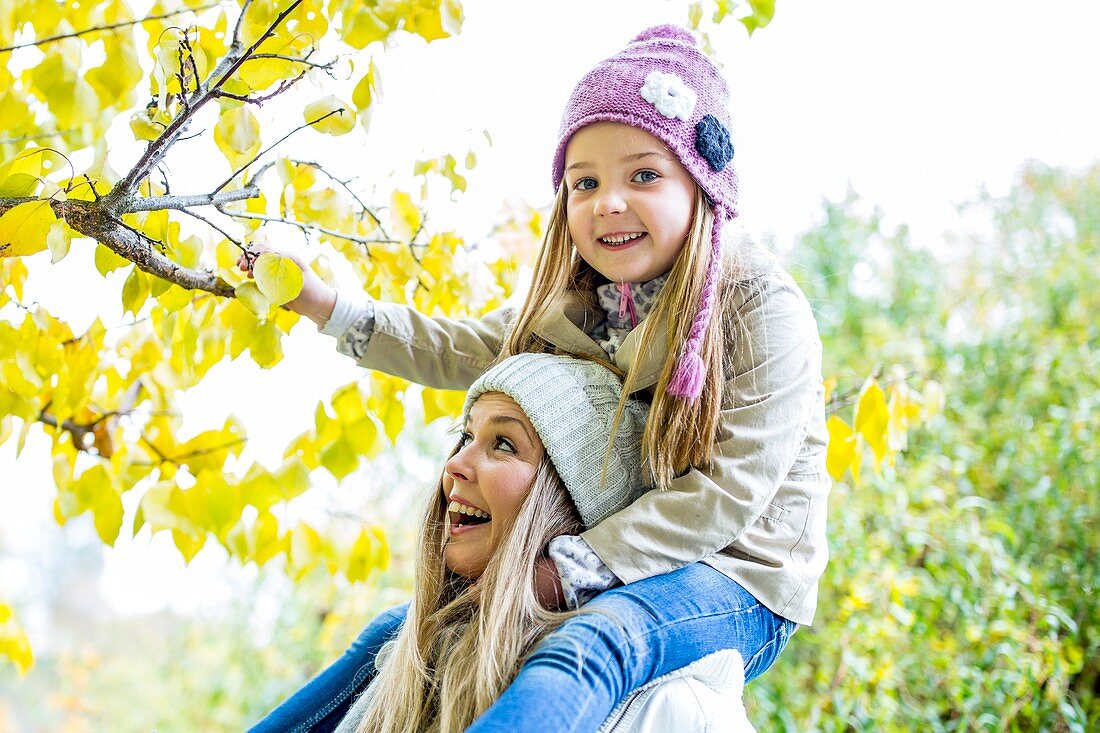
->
xmin=355 ymin=265 xmax=829 ymax=625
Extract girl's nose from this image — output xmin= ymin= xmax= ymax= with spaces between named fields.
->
xmin=593 ymin=187 xmax=627 ymax=216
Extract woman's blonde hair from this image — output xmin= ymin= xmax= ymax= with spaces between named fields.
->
xmin=354 ymin=454 xmax=583 ymax=732
xmin=501 ymin=183 xmax=744 ymax=488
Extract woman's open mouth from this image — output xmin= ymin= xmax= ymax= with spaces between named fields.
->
xmin=447 ymin=500 xmax=491 ymax=535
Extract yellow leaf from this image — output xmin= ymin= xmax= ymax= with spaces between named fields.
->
xmin=0 ymin=149 xmax=44 ymax=198
xmin=174 ymin=235 xmax=203 ymax=269
xmin=0 ymin=200 xmax=57 ymax=258
xmin=46 ymin=220 xmax=73 ymax=264
xmin=248 ymin=320 xmax=283 ymax=368
xmin=121 ymin=267 xmax=151 ymax=316
xmin=214 ymin=105 xmax=261 ymax=166
xmin=320 ymin=436 xmax=358 ymax=480
xmin=825 ymin=415 xmax=859 ymax=483
xmin=304 ymin=95 xmax=356 ymax=136
xmin=94 ymin=244 xmax=130 ymax=275
xmin=422 ymin=386 xmax=465 ymax=424
xmin=390 ymin=190 xmax=421 ymax=241
xmin=130 ymin=109 xmax=164 ymax=142
xmin=345 ymin=527 xmax=375 ymax=583
xmin=351 ymin=61 xmax=382 ymax=132
xmin=342 ymin=9 xmax=391 ymax=49
xmin=854 ymin=380 xmax=889 ymax=465
xmin=253 ymin=252 xmax=303 ymax=306
xmin=0 ymin=603 xmax=34 ymax=675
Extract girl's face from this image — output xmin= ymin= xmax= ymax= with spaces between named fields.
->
xmin=564 ymin=122 xmax=696 ymax=283
xmin=441 ymin=393 xmax=545 ymax=579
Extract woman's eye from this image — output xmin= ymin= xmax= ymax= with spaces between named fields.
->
xmin=494 ymin=437 xmax=516 ymax=453
xmin=632 ymin=170 xmax=659 ymax=183
xmin=573 ymin=177 xmax=598 ymax=192
xmin=456 ymin=431 xmax=472 ymax=448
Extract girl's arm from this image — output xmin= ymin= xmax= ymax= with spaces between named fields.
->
xmin=238 ymin=245 xmax=513 ymax=390
xmin=581 ymin=269 xmax=826 ymax=584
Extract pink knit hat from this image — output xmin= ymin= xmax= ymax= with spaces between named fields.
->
xmin=551 ymin=25 xmax=737 ymax=401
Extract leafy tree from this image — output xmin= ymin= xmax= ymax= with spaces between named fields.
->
xmin=1 ymin=0 xmax=914 ymax=676
xmin=748 ymin=163 xmax=1099 ymax=730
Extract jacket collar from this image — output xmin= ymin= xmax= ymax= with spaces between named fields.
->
xmin=531 ymin=291 xmax=668 ymax=392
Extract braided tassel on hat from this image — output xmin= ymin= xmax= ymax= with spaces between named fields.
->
xmin=667 ymin=205 xmax=725 ymax=401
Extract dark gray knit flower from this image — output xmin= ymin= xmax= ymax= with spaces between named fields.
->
xmin=694 ymin=114 xmax=734 ymax=172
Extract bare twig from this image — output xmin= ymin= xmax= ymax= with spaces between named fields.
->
xmin=217 ymin=206 xmax=402 ymax=247
xmin=0 ymin=129 xmax=77 ymax=146
xmin=212 ymin=107 xmax=346 ymax=194
xmin=247 ymin=52 xmax=337 ymax=74
xmin=0 ymin=3 xmax=222 ymax=54
xmin=282 ymin=159 xmax=389 ymax=235
xmin=213 ymin=69 xmax=307 ymax=105
xmin=179 ymin=207 xmax=243 ymax=249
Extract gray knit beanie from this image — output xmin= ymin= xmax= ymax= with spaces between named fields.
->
xmin=463 ymin=354 xmax=650 ymax=529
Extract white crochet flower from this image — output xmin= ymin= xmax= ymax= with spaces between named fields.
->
xmin=639 ymin=70 xmax=697 ymax=121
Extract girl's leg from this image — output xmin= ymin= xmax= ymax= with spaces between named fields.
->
xmin=247 ymin=602 xmax=409 ymax=733
xmin=467 ymin=564 xmax=795 ymax=733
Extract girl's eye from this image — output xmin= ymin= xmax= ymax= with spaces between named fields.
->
xmin=572 ymin=177 xmax=598 ymax=192
xmin=494 ymin=436 xmax=517 ymax=453
xmin=456 ymin=431 xmax=472 ymax=448
xmin=632 ymin=169 xmax=659 ymax=183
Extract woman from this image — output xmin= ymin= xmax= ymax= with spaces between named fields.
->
xmin=255 ymin=353 xmax=752 ymax=732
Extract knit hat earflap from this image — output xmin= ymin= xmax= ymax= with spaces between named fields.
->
xmin=464 ymin=354 xmax=651 ymax=529
xmin=551 ymin=24 xmax=736 ymax=401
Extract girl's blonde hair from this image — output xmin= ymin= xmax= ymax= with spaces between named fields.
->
xmin=354 ymin=455 xmax=583 ymax=732
xmin=501 ymin=183 xmax=746 ymax=488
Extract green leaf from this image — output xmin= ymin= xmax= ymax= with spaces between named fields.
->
xmin=252 ymin=252 xmax=303 ymax=307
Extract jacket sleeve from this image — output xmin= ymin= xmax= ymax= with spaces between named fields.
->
xmin=581 ymin=271 xmax=824 ymax=584
xmin=352 ymin=299 xmax=516 ymax=390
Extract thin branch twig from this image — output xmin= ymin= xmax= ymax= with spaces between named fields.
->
xmin=179 ymin=207 xmax=243 ymax=249
xmin=0 ymin=3 xmax=222 ymax=53
xmin=217 ymin=207 xmax=402 ymax=247
xmin=212 ymin=108 xmax=346 ymax=194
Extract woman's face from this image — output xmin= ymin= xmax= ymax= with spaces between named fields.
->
xmin=441 ymin=393 xmax=545 ymax=579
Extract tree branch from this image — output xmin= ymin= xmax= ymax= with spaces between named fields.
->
xmin=60 ymin=199 xmax=236 ymax=297
xmin=0 ymin=3 xmax=223 ymax=54
xmin=108 ymin=0 xmax=305 ymax=209
xmin=124 ymin=186 xmax=260 ymax=213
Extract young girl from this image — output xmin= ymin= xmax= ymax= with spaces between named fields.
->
xmin=247 ymin=24 xmax=827 ymax=733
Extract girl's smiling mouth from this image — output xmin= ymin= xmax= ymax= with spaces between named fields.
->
xmin=598 ymin=232 xmax=647 ymax=247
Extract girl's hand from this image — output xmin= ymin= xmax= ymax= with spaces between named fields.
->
xmin=236 ymin=242 xmax=337 ymax=328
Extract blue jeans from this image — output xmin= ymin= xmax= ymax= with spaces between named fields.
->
xmin=248 ymin=564 xmax=795 ymax=732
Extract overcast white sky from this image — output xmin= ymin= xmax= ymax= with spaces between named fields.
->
xmin=2 ymin=0 xmax=1098 ymax=624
